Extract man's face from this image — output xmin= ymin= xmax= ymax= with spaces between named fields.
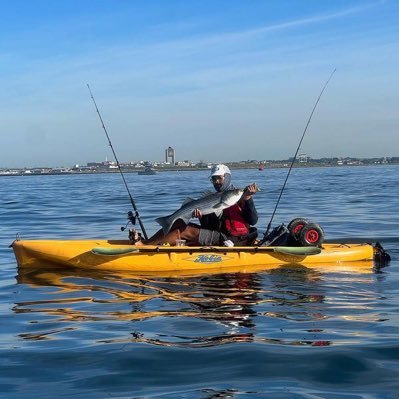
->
xmin=211 ymin=175 xmax=224 ymax=192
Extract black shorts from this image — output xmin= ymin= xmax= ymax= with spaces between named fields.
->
xmin=198 ymin=228 xmax=226 ymax=246
xmin=198 ymin=227 xmax=258 ymax=246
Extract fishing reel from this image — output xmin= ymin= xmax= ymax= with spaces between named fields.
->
xmin=121 ymin=211 xmax=142 ymax=244
xmin=121 ymin=211 xmax=136 ymax=231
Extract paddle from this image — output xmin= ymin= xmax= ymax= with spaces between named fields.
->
xmin=91 ymin=246 xmax=321 ymax=256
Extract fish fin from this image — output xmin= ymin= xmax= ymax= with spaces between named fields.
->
xmin=212 ymin=204 xmax=227 ymax=218
xmin=214 ymin=209 xmax=223 ymax=217
xmin=181 ymin=215 xmax=191 ymax=225
xmin=181 ymin=197 xmax=195 ymax=206
xmin=200 ymin=190 xmax=214 ymax=197
xmin=155 ymin=214 xmax=191 ymax=234
xmin=155 ymin=216 xmax=173 ymax=234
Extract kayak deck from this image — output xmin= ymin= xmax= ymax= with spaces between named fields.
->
xmin=12 ymin=239 xmax=376 ymax=273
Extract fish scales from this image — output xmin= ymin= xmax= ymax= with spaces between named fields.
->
xmin=155 ymin=188 xmax=245 ymax=233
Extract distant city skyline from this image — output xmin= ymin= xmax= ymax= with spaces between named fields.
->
xmin=1 ymin=153 xmax=398 ymax=171
xmin=1 ymin=1 xmax=398 ymax=168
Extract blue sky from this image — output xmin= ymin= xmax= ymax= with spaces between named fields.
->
xmin=0 ymin=0 xmax=398 ymax=168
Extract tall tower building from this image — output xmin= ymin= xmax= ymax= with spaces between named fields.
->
xmin=165 ymin=146 xmax=176 ymax=165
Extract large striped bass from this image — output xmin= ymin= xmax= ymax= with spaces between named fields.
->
xmin=155 ymin=188 xmax=245 ymax=234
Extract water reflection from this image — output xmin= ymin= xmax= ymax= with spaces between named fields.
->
xmin=14 ymin=263 xmax=381 ymax=348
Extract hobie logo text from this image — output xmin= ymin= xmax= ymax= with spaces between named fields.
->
xmin=193 ymin=255 xmax=223 ymax=264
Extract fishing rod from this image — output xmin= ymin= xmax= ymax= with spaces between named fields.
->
xmin=264 ymin=69 xmax=336 ymax=237
xmin=87 ymin=84 xmax=148 ymax=240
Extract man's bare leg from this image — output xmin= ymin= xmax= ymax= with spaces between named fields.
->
xmin=135 ymin=222 xmax=201 ymax=246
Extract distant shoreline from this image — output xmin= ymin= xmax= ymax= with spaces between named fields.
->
xmin=1 ymin=161 xmax=397 ymax=177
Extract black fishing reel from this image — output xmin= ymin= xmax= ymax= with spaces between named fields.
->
xmin=121 ymin=211 xmax=136 ymax=231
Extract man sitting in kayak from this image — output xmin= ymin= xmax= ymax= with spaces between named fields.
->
xmin=134 ymin=164 xmax=258 ymax=246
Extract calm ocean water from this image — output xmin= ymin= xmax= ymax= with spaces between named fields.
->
xmin=1 ymin=166 xmax=398 ymax=398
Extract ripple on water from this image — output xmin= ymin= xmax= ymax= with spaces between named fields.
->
xmin=1 ymin=167 xmax=399 ymax=398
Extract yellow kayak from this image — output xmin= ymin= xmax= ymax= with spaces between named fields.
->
xmin=12 ymin=239 xmax=380 ymax=273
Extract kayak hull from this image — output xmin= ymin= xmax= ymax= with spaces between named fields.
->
xmin=12 ymin=239 xmax=376 ymax=273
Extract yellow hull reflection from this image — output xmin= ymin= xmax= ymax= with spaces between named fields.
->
xmin=15 ymin=262 xmax=374 ymax=348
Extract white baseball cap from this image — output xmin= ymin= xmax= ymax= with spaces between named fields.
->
xmin=210 ymin=164 xmax=231 ymax=177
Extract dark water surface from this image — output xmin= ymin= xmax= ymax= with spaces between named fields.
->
xmin=1 ymin=166 xmax=398 ymax=398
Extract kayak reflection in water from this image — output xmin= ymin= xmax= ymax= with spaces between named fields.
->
xmin=134 ymin=164 xmax=259 ymax=246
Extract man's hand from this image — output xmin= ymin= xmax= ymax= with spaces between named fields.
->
xmin=241 ymin=183 xmax=259 ymax=201
xmin=192 ymin=208 xmax=202 ymax=219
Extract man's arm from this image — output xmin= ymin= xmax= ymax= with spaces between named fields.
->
xmin=240 ymin=184 xmax=258 ymax=226
xmin=241 ymin=197 xmax=258 ymax=226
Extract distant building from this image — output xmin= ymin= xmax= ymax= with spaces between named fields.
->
xmin=165 ymin=146 xmax=176 ymax=165
xmin=176 ymin=161 xmax=191 ymax=167
xmin=299 ymin=154 xmax=308 ymax=163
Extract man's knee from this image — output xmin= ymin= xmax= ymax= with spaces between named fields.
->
xmin=182 ymin=225 xmax=201 ymax=241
